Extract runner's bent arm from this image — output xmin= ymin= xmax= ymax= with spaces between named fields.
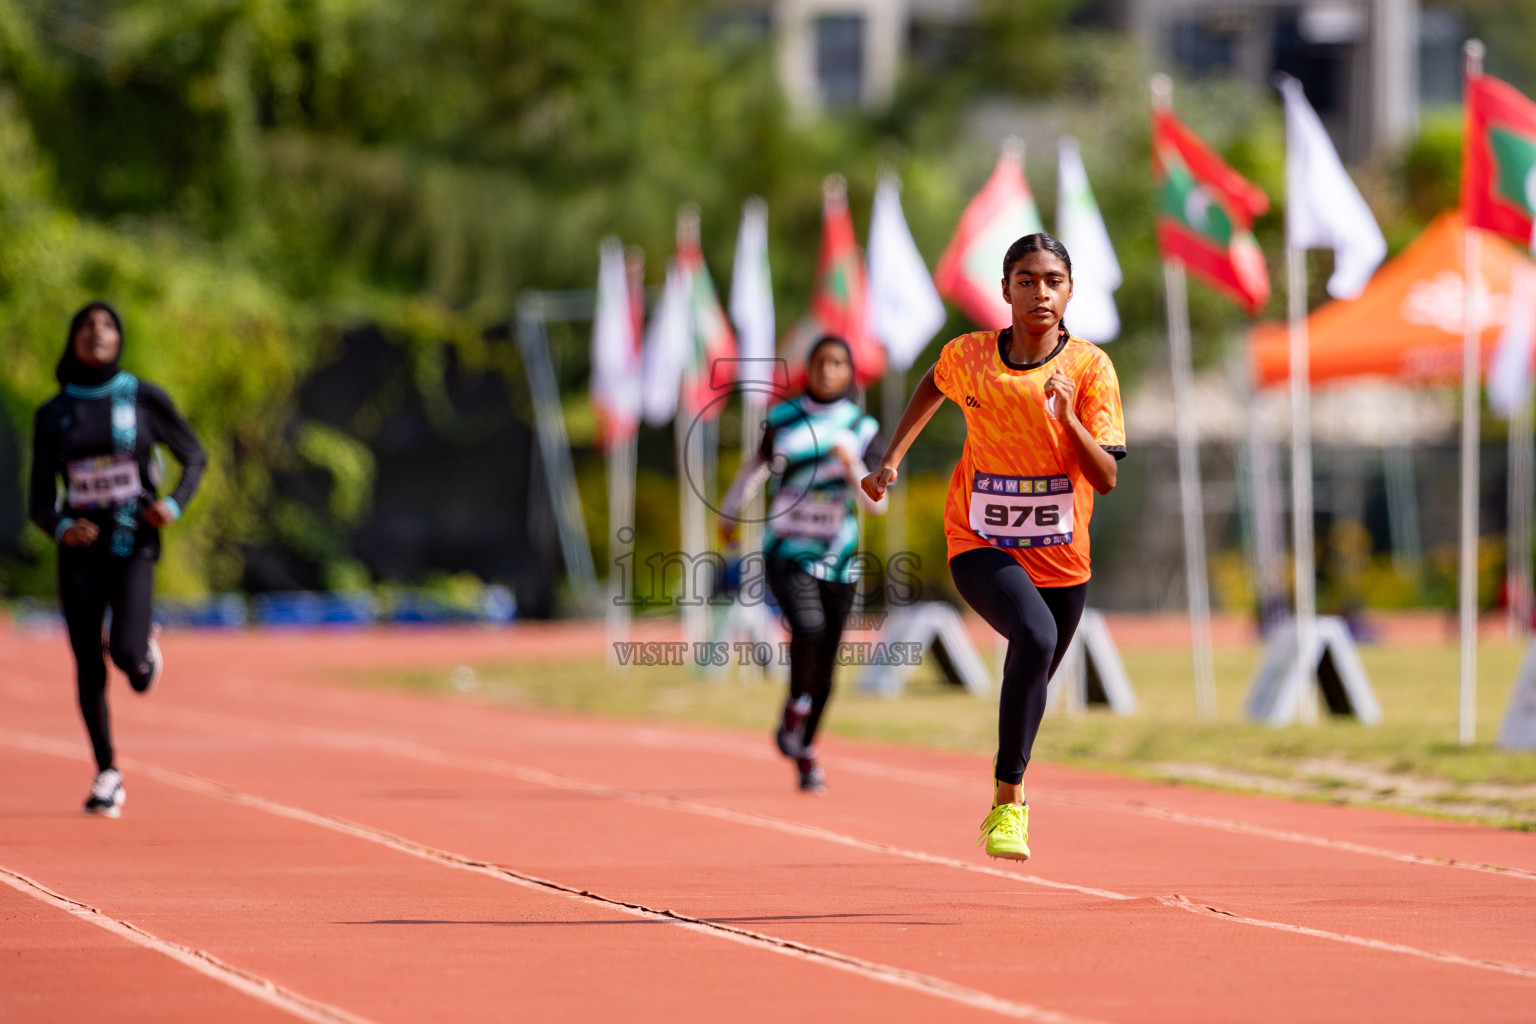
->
xmin=861 ymin=365 xmax=944 ymax=502
xmin=844 ymin=433 xmax=887 ymax=515
xmin=141 ymin=383 xmax=207 ymax=521
xmin=718 ymin=423 xmax=776 ymax=542
xmin=718 ymin=454 xmax=772 ymax=540
xmin=1044 ymin=371 xmax=1117 ymax=493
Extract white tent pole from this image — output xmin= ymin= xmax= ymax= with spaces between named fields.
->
xmin=1246 ymin=393 xmax=1287 ymax=625
xmin=1383 ymin=441 xmax=1423 ymax=579
xmin=605 ymin=433 xmax=637 ymax=670
xmin=1163 ymin=257 xmax=1217 ymax=718
xmin=1287 ymin=241 xmax=1319 ymax=724
xmin=1459 ymin=40 xmax=1487 ymax=745
xmin=1459 ymin=222 xmax=1484 ymax=745
xmin=1510 ymin=396 xmax=1534 ymax=642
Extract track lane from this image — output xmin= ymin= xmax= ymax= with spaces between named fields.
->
xmin=0 ymin=876 xmax=306 ymax=1024
xmin=8 ymin=702 xmax=1534 ymax=1023
xmin=0 ymin=742 xmax=1002 ymax=1024
xmin=16 ymin=723 xmax=1535 ymax=1024
xmin=78 ymin=676 xmax=1536 ymax=978
xmin=18 ymin=624 xmax=1520 ymax=878
xmin=6 ymin=630 xmax=1536 ymax=1023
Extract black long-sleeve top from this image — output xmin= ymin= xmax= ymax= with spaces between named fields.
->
xmin=29 ymin=376 xmax=207 ymax=558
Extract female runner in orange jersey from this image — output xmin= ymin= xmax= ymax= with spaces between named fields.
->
xmin=862 ymin=233 xmax=1124 ymax=860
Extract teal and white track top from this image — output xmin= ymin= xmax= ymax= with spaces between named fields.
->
xmin=759 ymin=396 xmax=882 ymax=583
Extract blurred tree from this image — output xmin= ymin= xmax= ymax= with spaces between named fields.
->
xmin=0 ymin=0 xmax=1516 ymax=607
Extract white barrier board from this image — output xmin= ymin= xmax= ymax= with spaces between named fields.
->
xmin=1246 ymin=616 xmax=1381 ymax=725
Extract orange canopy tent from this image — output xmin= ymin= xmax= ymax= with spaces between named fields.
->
xmin=1251 ymin=212 xmax=1530 ymax=388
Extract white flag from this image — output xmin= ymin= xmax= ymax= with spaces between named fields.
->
xmin=591 ymin=238 xmax=642 ymax=443
xmin=1490 ymin=259 xmax=1536 ymax=418
xmin=868 ymin=171 xmax=945 ymax=371
xmin=640 ymin=259 xmax=692 ymax=426
xmin=729 ymin=197 xmax=775 ymax=379
xmin=1056 ymin=137 xmax=1122 ymax=343
xmin=1279 ymin=74 xmax=1386 ymax=300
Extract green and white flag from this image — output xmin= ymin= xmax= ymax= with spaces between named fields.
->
xmin=1464 ymin=72 xmax=1536 ymax=251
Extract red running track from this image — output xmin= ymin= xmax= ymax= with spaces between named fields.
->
xmin=3 ymin=628 xmax=1535 ymax=1023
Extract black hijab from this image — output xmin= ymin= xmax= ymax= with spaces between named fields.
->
xmin=56 ymin=301 xmax=125 ymax=388
xmin=804 ymin=335 xmax=855 ymax=403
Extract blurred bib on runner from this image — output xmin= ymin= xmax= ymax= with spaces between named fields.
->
xmin=769 ymin=489 xmax=848 ymax=539
xmin=67 ymin=453 xmax=141 ymax=510
xmin=968 ymin=472 xmax=1073 ymax=548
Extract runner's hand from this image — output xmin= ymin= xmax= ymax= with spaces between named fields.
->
xmin=61 ymin=520 xmax=99 ymax=546
xmin=1043 ymin=372 xmax=1077 ymax=423
xmin=862 ymin=466 xmax=896 ymax=502
xmin=830 ymin=431 xmax=860 ymax=473
xmin=143 ymin=501 xmax=176 ymax=528
xmin=718 ymin=519 xmax=740 ymax=546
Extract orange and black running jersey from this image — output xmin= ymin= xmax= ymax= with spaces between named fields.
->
xmin=931 ymin=329 xmax=1125 ymax=588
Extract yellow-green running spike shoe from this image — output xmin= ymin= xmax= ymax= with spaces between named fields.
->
xmin=977 ymin=803 xmax=1030 ymax=860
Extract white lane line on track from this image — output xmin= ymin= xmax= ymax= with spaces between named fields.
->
xmin=125 ymin=711 xmax=1131 ymax=902
xmin=608 ymin=720 xmax=1536 ymax=884
xmin=9 ymin=678 xmax=1532 ymax=881
xmin=1158 ymin=895 xmax=1536 ymax=980
xmin=0 ymin=864 xmax=377 ymax=1024
xmin=0 ymin=730 xmax=1106 ymax=1024
xmin=1061 ymin=797 xmax=1536 ymax=882
xmin=17 ymin=718 xmax=1536 ymax=984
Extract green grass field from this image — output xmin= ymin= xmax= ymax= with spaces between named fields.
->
xmin=352 ymin=639 xmax=1536 ymax=829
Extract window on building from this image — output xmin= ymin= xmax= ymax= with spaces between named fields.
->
xmin=1418 ymin=7 xmax=1464 ymax=106
xmin=816 ymin=14 xmax=865 ymax=107
xmin=1168 ymin=14 xmax=1240 ymax=76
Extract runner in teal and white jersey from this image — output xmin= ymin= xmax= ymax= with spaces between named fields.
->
xmin=720 ymin=336 xmax=885 ymax=793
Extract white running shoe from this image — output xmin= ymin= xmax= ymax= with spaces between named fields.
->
xmin=84 ymin=768 xmax=125 ymax=817
xmin=132 ymin=625 xmax=162 ymax=695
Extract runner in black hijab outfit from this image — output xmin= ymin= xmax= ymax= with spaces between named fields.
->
xmin=29 ymin=302 xmax=207 ymax=816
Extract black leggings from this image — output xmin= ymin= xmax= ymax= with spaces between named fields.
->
xmin=59 ymin=547 xmax=156 ymax=772
xmin=949 ymin=547 xmax=1088 ymax=786
xmin=766 ymin=556 xmax=855 ymax=750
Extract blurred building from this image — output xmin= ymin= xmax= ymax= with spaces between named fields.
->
xmin=716 ymin=0 xmax=970 ymax=112
xmin=1131 ymin=0 xmax=1463 ymax=161
xmin=723 ymin=0 xmax=1464 ymax=161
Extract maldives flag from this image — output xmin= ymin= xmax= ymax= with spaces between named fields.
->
xmin=934 ymin=142 xmax=1044 ymax=329
xmin=677 ymin=214 xmax=738 ymax=418
xmin=1463 ymin=73 xmax=1536 ymax=251
xmin=1153 ymin=108 xmax=1272 ymax=313
xmin=783 ymin=177 xmax=886 ymax=389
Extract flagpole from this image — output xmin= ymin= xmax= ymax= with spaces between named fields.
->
xmin=606 ymin=245 xmax=646 ymax=672
xmin=1152 ymin=75 xmax=1216 ymax=719
xmin=1460 ymin=39 xmax=1485 ymax=746
xmin=676 ymin=206 xmax=709 ymax=657
xmin=1163 ymin=257 xmax=1218 ymax=719
xmin=1286 ymin=240 xmax=1319 ymax=724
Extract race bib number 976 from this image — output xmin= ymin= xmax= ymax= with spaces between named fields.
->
xmin=968 ymin=472 xmax=1073 ymax=549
